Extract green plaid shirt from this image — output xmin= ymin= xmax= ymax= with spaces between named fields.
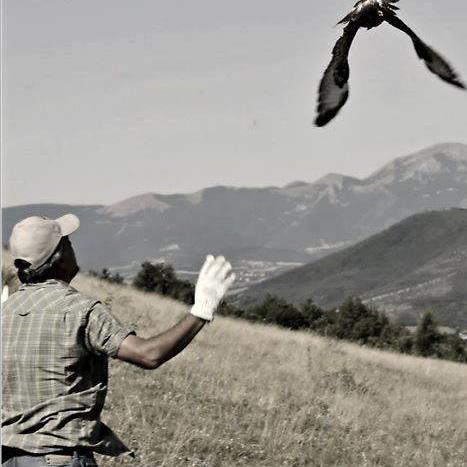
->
xmin=2 ymin=279 xmax=135 ymax=457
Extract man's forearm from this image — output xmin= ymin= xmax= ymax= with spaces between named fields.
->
xmin=145 ymin=314 xmax=206 ymax=367
xmin=118 ymin=314 xmax=206 ymax=369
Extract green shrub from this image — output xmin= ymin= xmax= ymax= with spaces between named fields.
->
xmin=415 ymin=311 xmax=442 ymax=357
xmin=89 ymin=268 xmax=124 ymax=284
xmin=245 ymin=294 xmax=308 ymax=329
xmin=299 ymin=299 xmax=337 ymax=331
xmin=332 ymin=298 xmax=386 ymax=344
xmin=133 ymin=262 xmax=194 ymax=305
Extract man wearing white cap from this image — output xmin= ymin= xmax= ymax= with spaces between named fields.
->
xmin=2 ymin=214 xmax=235 ymax=467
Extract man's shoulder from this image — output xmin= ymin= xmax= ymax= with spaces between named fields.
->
xmin=60 ymin=283 xmax=100 ymax=312
xmin=5 ymin=280 xmax=99 ymax=315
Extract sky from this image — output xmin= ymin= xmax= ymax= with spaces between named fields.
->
xmin=2 ymin=0 xmax=467 ymax=207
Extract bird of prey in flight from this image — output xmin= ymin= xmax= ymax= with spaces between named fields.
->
xmin=315 ymin=0 xmax=465 ymax=127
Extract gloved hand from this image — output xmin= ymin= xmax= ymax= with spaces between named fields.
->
xmin=190 ymin=255 xmax=236 ymax=322
xmin=1 ymin=285 xmax=9 ymax=304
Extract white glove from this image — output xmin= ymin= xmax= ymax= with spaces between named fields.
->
xmin=190 ymin=255 xmax=236 ymax=322
xmin=1 ymin=286 xmax=9 ymax=304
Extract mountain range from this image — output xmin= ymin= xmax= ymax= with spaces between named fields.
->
xmin=240 ymin=209 xmax=467 ymax=327
xmin=3 ymin=143 xmax=467 ymax=292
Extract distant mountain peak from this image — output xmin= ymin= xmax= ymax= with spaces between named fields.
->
xmin=95 ymin=143 xmax=467 ymax=215
xmin=314 ymin=173 xmax=359 ymax=188
xmin=284 ymin=181 xmax=310 ymax=189
xmin=184 ymin=190 xmax=204 ymax=205
xmin=368 ymin=142 xmax=467 ymax=185
xmin=102 ymin=193 xmax=170 ymax=217
xmin=401 ymin=143 xmax=467 ymax=167
xmin=425 ymin=142 xmax=467 ymax=155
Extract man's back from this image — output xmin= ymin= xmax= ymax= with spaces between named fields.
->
xmin=2 ymin=279 xmax=132 ymax=457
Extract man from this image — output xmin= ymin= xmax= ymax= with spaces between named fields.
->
xmin=2 ymin=214 xmax=235 ymax=467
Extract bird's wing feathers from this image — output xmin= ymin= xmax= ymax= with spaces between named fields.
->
xmin=337 ymin=11 xmax=354 ymax=25
xmin=384 ymin=13 xmax=465 ymax=89
xmin=315 ymin=22 xmax=360 ymax=127
xmin=383 ymin=0 xmax=399 ymax=10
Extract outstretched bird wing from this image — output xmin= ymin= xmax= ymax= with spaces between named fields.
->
xmin=384 ymin=13 xmax=465 ymax=89
xmin=315 ymin=22 xmax=360 ymax=127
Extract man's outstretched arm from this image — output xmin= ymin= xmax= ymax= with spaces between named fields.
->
xmin=117 ymin=314 xmax=205 ymax=369
xmin=117 ymin=255 xmax=235 ymax=370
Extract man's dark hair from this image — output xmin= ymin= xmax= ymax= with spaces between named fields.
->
xmin=14 ymin=237 xmax=67 ymax=284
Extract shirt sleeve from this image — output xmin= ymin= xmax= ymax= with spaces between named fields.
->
xmin=84 ymin=302 xmax=136 ymax=358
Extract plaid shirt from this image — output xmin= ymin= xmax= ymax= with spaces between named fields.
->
xmin=2 ymin=279 xmax=135 ymax=457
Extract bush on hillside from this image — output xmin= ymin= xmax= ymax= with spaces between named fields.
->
xmin=89 ymin=268 xmax=124 ymax=285
xmin=245 ymin=294 xmax=309 ymax=329
xmin=413 ymin=311 xmax=467 ymax=362
xmin=396 ymin=334 xmax=415 ymax=354
xmin=377 ymin=323 xmax=411 ymax=352
xmin=331 ymin=298 xmax=391 ymax=345
xmin=133 ymin=262 xmax=194 ymax=305
xmin=438 ymin=332 xmax=467 ymax=363
xmin=415 ymin=311 xmax=442 ymax=357
xmin=299 ymin=298 xmax=336 ymax=331
xmin=217 ymin=300 xmax=244 ymax=318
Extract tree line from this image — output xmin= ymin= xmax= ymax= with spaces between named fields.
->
xmin=92 ymin=261 xmax=467 ymax=364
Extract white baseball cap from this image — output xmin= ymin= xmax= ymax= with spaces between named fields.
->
xmin=10 ymin=214 xmax=80 ymax=269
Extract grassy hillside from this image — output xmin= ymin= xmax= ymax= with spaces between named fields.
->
xmin=72 ymin=276 xmax=466 ymax=466
xmin=2 ymin=251 xmax=466 ymax=466
xmin=242 ymin=209 xmax=467 ymax=327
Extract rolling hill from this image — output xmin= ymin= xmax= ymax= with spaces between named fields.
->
xmin=3 ymin=143 xmax=467 ymax=291
xmin=2 ymin=251 xmax=466 ymax=466
xmin=241 ymin=209 xmax=467 ymax=327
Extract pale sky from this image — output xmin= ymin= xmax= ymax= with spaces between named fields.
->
xmin=2 ymin=0 xmax=467 ymax=206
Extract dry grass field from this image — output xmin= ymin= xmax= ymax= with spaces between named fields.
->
xmin=2 ymin=255 xmax=466 ymax=466
xmin=72 ymin=276 xmax=467 ymax=467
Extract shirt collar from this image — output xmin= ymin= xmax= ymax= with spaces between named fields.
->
xmin=19 ymin=279 xmax=69 ymax=291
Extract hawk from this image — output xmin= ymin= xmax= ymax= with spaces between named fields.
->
xmin=315 ymin=0 xmax=465 ymax=127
